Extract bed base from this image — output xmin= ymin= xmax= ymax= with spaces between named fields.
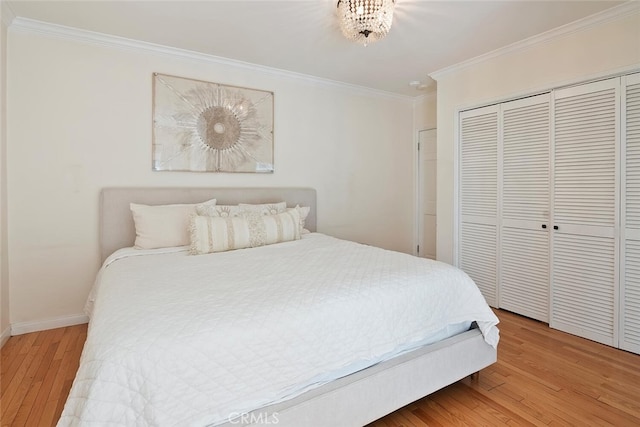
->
xmin=218 ymin=327 xmax=496 ymax=427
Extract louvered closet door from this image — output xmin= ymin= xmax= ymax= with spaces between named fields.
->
xmin=500 ymin=94 xmax=550 ymax=322
xmin=622 ymin=73 xmax=640 ymax=354
xmin=459 ymin=106 xmax=499 ymax=307
xmin=551 ymin=78 xmax=620 ymax=346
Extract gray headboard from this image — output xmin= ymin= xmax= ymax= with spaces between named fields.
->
xmin=100 ymin=187 xmax=317 ymax=261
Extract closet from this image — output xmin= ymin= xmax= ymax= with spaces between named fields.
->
xmin=458 ymin=73 xmax=640 ymax=354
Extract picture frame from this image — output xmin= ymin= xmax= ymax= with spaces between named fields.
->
xmin=152 ymin=73 xmax=274 ymax=173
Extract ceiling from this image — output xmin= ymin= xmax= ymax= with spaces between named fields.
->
xmin=6 ymin=0 xmax=627 ymax=96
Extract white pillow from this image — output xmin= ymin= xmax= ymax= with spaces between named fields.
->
xmin=290 ymin=205 xmax=311 ymax=234
xmin=190 ymin=209 xmax=301 ymax=255
xmin=131 ymin=199 xmax=216 ymax=249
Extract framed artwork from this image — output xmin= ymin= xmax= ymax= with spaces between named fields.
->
xmin=152 ymin=73 xmax=274 ymax=173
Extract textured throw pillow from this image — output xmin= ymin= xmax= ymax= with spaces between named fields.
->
xmin=131 ymin=199 xmax=216 ymax=249
xmin=238 ymin=202 xmax=287 ymax=215
xmin=196 ymin=202 xmax=286 ymax=218
xmin=190 ymin=209 xmax=301 ymax=255
xmin=195 ymin=204 xmax=244 ymax=218
xmin=291 ymin=205 xmax=311 ymax=234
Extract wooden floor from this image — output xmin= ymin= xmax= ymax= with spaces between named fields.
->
xmin=1 ymin=323 xmax=86 ymax=426
xmin=1 ymin=310 xmax=639 ymax=426
xmin=370 ymin=310 xmax=640 ymax=427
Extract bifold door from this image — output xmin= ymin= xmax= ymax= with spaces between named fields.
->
xmin=459 ymin=106 xmax=499 ymax=307
xmin=499 ymin=94 xmax=551 ymax=322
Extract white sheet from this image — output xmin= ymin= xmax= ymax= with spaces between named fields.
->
xmin=59 ymin=233 xmax=499 ymax=426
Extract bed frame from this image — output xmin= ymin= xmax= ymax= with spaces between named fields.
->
xmin=100 ymin=187 xmax=497 ymax=427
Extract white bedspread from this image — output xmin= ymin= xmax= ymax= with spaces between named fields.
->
xmin=59 ymin=234 xmax=499 ymax=426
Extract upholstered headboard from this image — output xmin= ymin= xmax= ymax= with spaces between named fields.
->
xmin=100 ymin=187 xmax=317 ymax=261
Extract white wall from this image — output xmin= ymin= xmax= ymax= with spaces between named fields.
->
xmin=413 ymin=92 xmax=437 ymax=131
xmin=0 ymin=6 xmax=10 ymax=343
xmin=434 ymin=10 xmax=640 ymax=264
xmin=7 ymin=28 xmax=414 ymax=325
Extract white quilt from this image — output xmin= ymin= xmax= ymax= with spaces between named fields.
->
xmin=59 ymin=234 xmax=499 ymax=426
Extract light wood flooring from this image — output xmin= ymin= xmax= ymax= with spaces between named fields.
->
xmin=1 ymin=310 xmax=639 ymax=426
xmin=1 ymin=323 xmax=86 ymax=426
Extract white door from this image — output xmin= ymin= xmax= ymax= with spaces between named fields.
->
xmin=459 ymin=106 xmax=499 ymax=307
xmin=499 ymin=94 xmax=551 ymax=322
xmin=551 ymin=78 xmax=620 ymax=347
xmin=418 ymin=129 xmax=437 ymax=259
xmin=621 ymin=72 xmax=640 ymax=354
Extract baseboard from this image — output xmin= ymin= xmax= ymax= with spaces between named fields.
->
xmin=10 ymin=313 xmax=89 ymax=336
xmin=0 ymin=326 xmax=10 ymax=347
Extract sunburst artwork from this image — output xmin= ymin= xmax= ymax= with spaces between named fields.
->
xmin=152 ymin=73 xmax=274 ymax=173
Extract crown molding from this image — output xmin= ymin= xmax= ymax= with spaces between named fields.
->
xmin=430 ymin=1 xmax=640 ymax=81
xmin=9 ymin=17 xmax=413 ymax=102
xmin=1 ymin=1 xmax=16 ymax=28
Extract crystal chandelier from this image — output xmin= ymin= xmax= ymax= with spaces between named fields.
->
xmin=336 ymin=0 xmax=396 ymax=46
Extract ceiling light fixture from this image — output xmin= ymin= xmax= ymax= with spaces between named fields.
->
xmin=336 ymin=0 xmax=396 ymax=46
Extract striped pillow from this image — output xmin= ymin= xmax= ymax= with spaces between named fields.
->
xmin=189 ymin=209 xmax=301 ymax=255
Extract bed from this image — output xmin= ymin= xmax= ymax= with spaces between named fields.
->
xmin=58 ymin=187 xmax=499 ymax=427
